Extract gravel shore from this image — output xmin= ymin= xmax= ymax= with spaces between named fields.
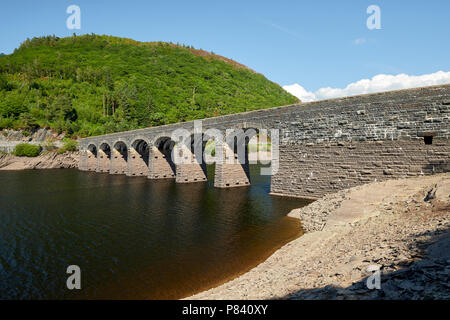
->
xmin=188 ymin=173 xmax=450 ymax=300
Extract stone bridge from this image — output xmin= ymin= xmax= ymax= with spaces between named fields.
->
xmin=79 ymin=84 xmax=450 ymax=199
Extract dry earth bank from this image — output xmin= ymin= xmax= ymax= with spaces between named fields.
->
xmin=188 ymin=173 xmax=449 ymax=300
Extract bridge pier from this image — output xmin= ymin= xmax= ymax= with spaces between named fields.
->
xmin=96 ymin=149 xmax=110 ymax=173
xmin=148 ymin=147 xmax=176 ymax=179
xmin=175 ymin=146 xmax=207 ymax=183
xmin=80 ymin=145 xmax=98 ymax=171
xmin=79 ymin=151 xmax=88 ymax=171
xmin=127 ymin=148 xmax=148 ymax=176
xmin=86 ymin=151 xmax=97 ymax=171
xmin=110 ymin=148 xmax=127 ymax=174
xmin=214 ymin=143 xmax=250 ymax=188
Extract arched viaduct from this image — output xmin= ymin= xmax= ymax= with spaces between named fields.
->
xmin=79 ymin=84 xmax=450 ymax=199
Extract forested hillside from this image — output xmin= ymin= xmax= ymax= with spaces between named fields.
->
xmin=0 ymin=34 xmax=298 ymax=137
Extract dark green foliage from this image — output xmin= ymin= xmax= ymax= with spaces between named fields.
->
xmin=0 ymin=34 xmax=298 ymax=137
xmin=13 ymin=143 xmax=41 ymax=157
xmin=57 ymin=139 xmax=78 ymax=154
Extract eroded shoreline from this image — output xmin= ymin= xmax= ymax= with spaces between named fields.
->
xmin=188 ymin=173 xmax=450 ymax=300
xmin=0 ymin=151 xmax=79 ymax=170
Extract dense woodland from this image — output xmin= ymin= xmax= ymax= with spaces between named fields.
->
xmin=0 ymin=34 xmax=298 ymax=137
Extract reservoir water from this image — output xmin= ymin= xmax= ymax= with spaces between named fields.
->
xmin=0 ymin=165 xmax=310 ymax=299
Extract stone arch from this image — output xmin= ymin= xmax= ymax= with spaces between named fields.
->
xmin=201 ymin=129 xmax=223 ymax=165
xmin=223 ymin=127 xmax=262 ymax=166
xmin=225 ymin=127 xmax=273 ymax=164
xmin=170 ymin=132 xmax=209 ymax=183
xmin=148 ymin=136 xmax=176 ymax=179
xmin=131 ymin=137 xmax=150 ymax=153
xmin=154 ymin=136 xmax=176 ymax=153
xmin=110 ymin=141 xmax=128 ymax=174
xmin=188 ymin=132 xmax=208 ymax=162
xmin=97 ymin=142 xmax=112 ymax=173
xmin=87 ymin=143 xmax=97 ymax=155
xmin=99 ymin=141 xmax=111 ymax=151
xmin=85 ymin=143 xmax=98 ymax=171
xmin=128 ymin=137 xmax=150 ymax=176
xmin=214 ymin=127 xmax=264 ymax=188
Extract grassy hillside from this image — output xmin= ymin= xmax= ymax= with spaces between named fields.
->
xmin=0 ymin=34 xmax=298 ymax=137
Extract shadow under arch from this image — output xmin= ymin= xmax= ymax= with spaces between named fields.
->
xmin=111 ymin=140 xmax=128 ymax=174
xmin=212 ymin=127 xmax=262 ymax=188
xmin=187 ymin=132 xmax=208 ymax=177
xmin=128 ymin=138 xmax=150 ymax=176
xmin=87 ymin=143 xmax=97 ymax=156
xmin=97 ymin=142 xmax=111 ymax=173
xmin=85 ymin=143 xmax=98 ymax=171
xmin=148 ymin=136 xmax=176 ymax=179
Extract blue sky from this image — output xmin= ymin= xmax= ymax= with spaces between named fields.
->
xmin=1 ymin=0 xmax=449 ymax=98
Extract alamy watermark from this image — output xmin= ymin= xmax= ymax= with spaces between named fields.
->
xmin=367 ymin=5 xmax=381 ymax=30
xmin=66 ymin=265 xmax=81 ymax=290
xmin=366 ymin=264 xmax=381 ymax=290
xmin=170 ymin=121 xmax=279 ymax=176
xmin=66 ymin=5 xmax=81 ymax=30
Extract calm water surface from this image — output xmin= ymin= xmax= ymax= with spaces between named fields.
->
xmin=0 ymin=165 xmax=310 ymax=299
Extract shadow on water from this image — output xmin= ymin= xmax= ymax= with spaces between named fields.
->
xmin=0 ymin=164 xmax=311 ymax=299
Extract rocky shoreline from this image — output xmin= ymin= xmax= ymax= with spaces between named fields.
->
xmin=0 ymin=151 xmax=79 ymax=170
xmin=0 ymin=128 xmax=65 ymax=153
xmin=188 ymin=173 xmax=450 ymax=300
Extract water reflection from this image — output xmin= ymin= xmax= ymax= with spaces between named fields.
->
xmin=0 ymin=166 xmax=311 ymax=299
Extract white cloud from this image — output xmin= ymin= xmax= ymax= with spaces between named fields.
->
xmin=283 ymin=71 xmax=450 ymax=102
xmin=282 ymin=83 xmax=317 ymax=102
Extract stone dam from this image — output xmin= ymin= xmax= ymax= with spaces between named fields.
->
xmin=79 ymin=84 xmax=450 ymax=199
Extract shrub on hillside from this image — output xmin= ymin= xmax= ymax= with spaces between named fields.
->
xmin=42 ymin=139 xmax=57 ymax=151
xmin=13 ymin=143 xmax=41 ymax=157
xmin=0 ymin=117 xmax=14 ymax=129
xmin=57 ymin=139 xmax=78 ymax=154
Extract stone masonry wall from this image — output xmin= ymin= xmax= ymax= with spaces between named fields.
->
xmin=214 ymin=143 xmax=250 ymax=188
xmin=127 ymin=149 xmax=148 ymax=176
xmin=110 ymin=149 xmax=127 ymax=174
xmin=148 ymin=147 xmax=176 ymax=179
xmin=271 ymin=138 xmax=449 ymax=199
xmin=96 ymin=150 xmax=110 ymax=173
xmin=175 ymin=146 xmax=207 ymax=183
xmin=79 ymin=85 xmax=450 ymax=198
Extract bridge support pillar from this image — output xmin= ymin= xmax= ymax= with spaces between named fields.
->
xmin=175 ymin=146 xmax=207 ymax=183
xmin=86 ymin=151 xmax=97 ymax=171
xmin=214 ymin=143 xmax=250 ymax=188
xmin=96 ymin=150 xmax=110 ymax=173
xmin=148 ymin=147 xmax=176 ymax=179
xmin=79 ymin=151 xmax=88 ymax=171
xmin=127 ymin=148 xmax=148 ymax=176
xmin=110 ymin=149 xmax=127 ymax=174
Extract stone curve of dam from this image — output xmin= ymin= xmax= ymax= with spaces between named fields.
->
xmin=79 ymin=84 xmax=450 ymax=199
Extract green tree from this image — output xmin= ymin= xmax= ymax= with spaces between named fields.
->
xmin=0 ymin=34 xmax=299 ymax=137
